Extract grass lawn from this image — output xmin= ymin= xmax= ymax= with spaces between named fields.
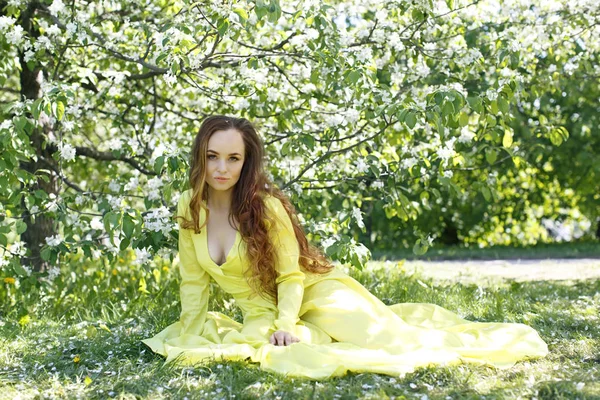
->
xmin=1 ymin=249 xmax=598 ymax=399
xmin=372 ymin=239 xmax=600 ymax=261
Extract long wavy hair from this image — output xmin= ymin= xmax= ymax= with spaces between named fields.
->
xmin=177 ymin=115 xmax=334 ymax=304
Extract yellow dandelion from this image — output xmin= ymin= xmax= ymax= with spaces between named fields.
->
xmin=112 ymin=268 xmax=118 ymax=276
xmin=118 ymin=257 xmax=125 ymax=263
xmin=73 ymin=355 xmax=80 ymax=363
xmin=162 ymin=266 xmax=169 ymax=272
xmin=131 ymin=276 xmax=137 ymax=281
xmin=3 ymin=277 xmax=15 ymax=284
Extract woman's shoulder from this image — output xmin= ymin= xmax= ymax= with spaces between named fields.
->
xmin=263 ymin=194 xmax=285 ymax=215
xmin=177 ymin=189 xmax=193 ymax=208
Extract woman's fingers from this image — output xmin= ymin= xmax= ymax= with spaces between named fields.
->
xmin=270 ymin=331 xmax=300 ymax=346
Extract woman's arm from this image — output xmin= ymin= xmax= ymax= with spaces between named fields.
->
xmin=177 ymin=192 xmax=211 ymax=336
xmin=268 ymin=197 xmax=306 ymax=335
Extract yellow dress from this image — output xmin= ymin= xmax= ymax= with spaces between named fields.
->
xmin=141 ymin=190 xmax=548 ymax=379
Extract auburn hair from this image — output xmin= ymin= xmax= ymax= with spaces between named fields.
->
xmin=177 ymin=115 xmax=334 ymax=304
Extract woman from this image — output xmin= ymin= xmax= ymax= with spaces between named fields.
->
xmin=142 ymin=115 xmax=548 ymax=379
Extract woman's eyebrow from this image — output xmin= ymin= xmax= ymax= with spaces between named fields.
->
xmin=207 ymin=150 xmax=242 ymax=156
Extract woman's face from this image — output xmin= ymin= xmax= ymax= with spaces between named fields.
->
xmin=204 ymin=128 xmax=245 ymax=193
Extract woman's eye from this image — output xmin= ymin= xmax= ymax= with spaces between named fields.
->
xmin=207 ymin=155 xmax=238 ymax=161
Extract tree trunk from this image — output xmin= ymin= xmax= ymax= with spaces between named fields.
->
xmin=18 ymin=3 xmax=59 ymax=273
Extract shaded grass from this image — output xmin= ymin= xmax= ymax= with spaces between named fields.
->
xmin=0 ymin=252 xmax=599 ymax=399
xmin=372 ymin=239 xmax=600 ymax=261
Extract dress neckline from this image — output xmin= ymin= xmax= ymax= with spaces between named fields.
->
xmin=204 ymin=225 xmax=240 ymax=267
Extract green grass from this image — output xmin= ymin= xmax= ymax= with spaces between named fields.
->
xmin=372 ymin=239 xmax=600 ymax=261
xmin=1 ymin=250 xmax=599 ymax=399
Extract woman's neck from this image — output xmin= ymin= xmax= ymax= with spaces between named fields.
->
xmin=206 ymin=188 xmax=232 ymax=212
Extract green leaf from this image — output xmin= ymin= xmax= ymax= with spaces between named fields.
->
xmin=233 ymin=7 xmax=248 ymax=22
xmin=152 ymin=231 xmax=163 ymax=246
xmin=347 ymin=70 xmax=361 ymax=84
xmin=490 ymin=100 xmax=499 ymax=114
xmin=459 ymin=112 xmax=469 ymax=127
xmin=15 ymin=220 xmax=27 ymax=234
xmin=56 ymin=101 xmax=65 ymax=121
xmin=411 ymin=8 xmax=425 ymax=22
xmin=280 ymin=141 xmax=292 ymax=156
xmin=481 ymin=186 xmax=492 ymax=202
xmin=155 ymin=52 xmax=168 ymax=64
xmin=498 ymin=96 xmax=509 ymax=114
xmin=267 ymin=1 xmax=281 ymax=23
xmin=31 ymin=98 xmax=44 ymax=120
xmin=467 ymin=96 xmax=483 ymax=113
xmin=13 ymin=262 xmax=28 ymax=277
xmin=485 ymin=114 xmax=496 ymax=127
xmin=405 ymin=112 xmax=417 ymax=129
xmin=168 ymin=157 xmax=179 ymax=173
xmin=119 ymin=237 xmax=130 ymax=251
xmin=442 ymin=101 xmax=455 ymax=118
xmin=299 ymin=134 xmax=315 ymax=151
xmin=40 ymin=246 xmax=52 ymax=261
xmin=154 ymin=156 xmax=165 ymax=174
xmin=485 ymin=148 xmax=498 ymax=165
xmin=217 ymin=19 xmax=229 ymax=36
xmin=412 ymin=238 xmax=428 ymax=256
xmin=123 ymin=214 xmax=134 ymax=239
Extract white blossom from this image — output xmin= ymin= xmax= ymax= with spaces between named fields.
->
xmin=6 ymin=25 xmax=25 ymax=46
xmin=355 ymin=158 xmax=369 ymax=174
xmin=321 ymin=237 xmax=336 ymax=250
xmin=124 ymin=176 xmax=139 ymax=191
xmin=48 ymin=0 xmax=67 ymax=17
xmin=352 ymin=207 xmax=365 ymax=229
xmin=108 ymin=181 xmax=121 ymax=192
xmin=163 ymin=73 xmax=177 ymax=87
xmin=486 ymin=88 xmax=498 ymax=101
xmin=147 ymin=177 xmax=163 ymax=190
xmin=0 ymin=120 xmax=12 ymax=130
xmin=24 ymin=49 xmax=36 ymax=63
xmin=143 ymin=206 xmax=173 ymax=234
xmin=61 ymin=120 xmax=75 ymax=132
xmin=90 ymin=217 xmax=104 ymax=231
xmin=46 ymin=24 xmax=61 ymax=36
xmin=0 ymin=16 xmax=16 ymax=32
xmin=401 ymin=157 xmax=418 ymax=170
xmin=59 ymin=143 xmax=76 ymax=162
xmin=458 ymin=126 xmax=476 ymax=144
xmin=47 ymin=266 xmax=60 ymax=281
xmin=45 ymin=234 xmax=63 ymax=247
xmin=108 ymin=195 xmax=123 ymax=210
xmin=66 ymin=22 xmax=77 ymax=37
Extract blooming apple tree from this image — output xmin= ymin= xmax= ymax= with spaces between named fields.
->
xmin=0 ymin=0 xmax=598 ymax=280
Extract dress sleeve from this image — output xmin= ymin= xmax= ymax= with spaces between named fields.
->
xmin=177 ymin=191 xmax=211 ymax=336
xmin=267 ymin=197 xmax=306 ymax=334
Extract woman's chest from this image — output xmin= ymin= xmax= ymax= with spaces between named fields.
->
xmin=206 ymin=213 xmax=240 ymax=266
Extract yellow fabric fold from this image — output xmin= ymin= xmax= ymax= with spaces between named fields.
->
xmin=266 ymin=196 xmax=306 ymax=334
xmin=177 ymin=191 xmax=211 ymax=336
xmin=141 ymin=192 xmax=549 ymax=379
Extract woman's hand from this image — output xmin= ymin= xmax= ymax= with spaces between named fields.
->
xmin=269 ymin=330 xmax=300 ymax=346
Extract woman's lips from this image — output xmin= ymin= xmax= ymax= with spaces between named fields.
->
xmin=215 ymin=178 xmax=229 ymax=181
